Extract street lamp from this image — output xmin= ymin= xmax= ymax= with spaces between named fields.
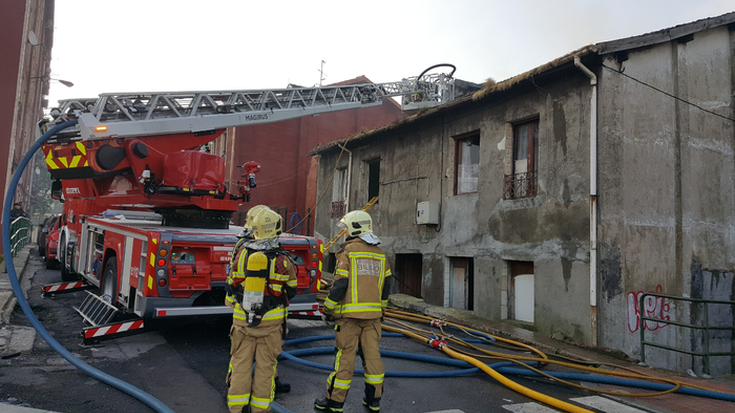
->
xmin=31 ymin=76 xmax=74 ymax=88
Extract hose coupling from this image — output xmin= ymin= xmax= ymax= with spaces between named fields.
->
xmin=430 ymin=320 xmax=447 ymax=327
xmin=428 ymin=338 xmax=447 ymax=349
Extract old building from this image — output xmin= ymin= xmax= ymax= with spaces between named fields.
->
xmin=0 ymin=0 xmax=55 ymax=220
xmin=310 ymin=13 xmax=735 ymax=375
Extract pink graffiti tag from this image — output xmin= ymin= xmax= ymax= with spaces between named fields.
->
xmin=627 ymin=285 xmax=671 ymax=333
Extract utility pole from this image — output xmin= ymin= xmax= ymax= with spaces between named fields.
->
xmin=318 ymin=60 xmax=326 ymax=86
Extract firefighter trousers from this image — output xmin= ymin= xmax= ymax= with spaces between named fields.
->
xmin=326 ymin=317 xmax=384 ymax=404
xmin=226 ymin=321 xmax=283 ymax=413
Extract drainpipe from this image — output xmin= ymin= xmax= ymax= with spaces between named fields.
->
xmin=574 ymin=56 xmax=598 ymax=346
xmin=339 ymin=143 xmax=353 ymax=213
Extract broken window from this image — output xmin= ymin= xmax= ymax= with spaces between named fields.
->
xmin=367 ymin=159 xmax=380 ymax=203
xmin=504 ymin=119 xmax=539 ymax=199
xmin=454 ymin=133 xmax=480 ymax=194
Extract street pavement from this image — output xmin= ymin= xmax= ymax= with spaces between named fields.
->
xmin=1 ymin=244 xmax=734 ymax=413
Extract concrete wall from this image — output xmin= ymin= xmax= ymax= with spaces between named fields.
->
xmin=315 ymin=70 xmax=595 ymax=343
xmin=597 ymin=25 xmax=735 ymax=374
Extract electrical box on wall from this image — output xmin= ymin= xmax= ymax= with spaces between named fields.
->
xmin=417 ymin=201 xmax=440 ymax=225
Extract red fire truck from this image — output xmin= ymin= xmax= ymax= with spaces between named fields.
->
xmin=38 ymin=71 xmax=457 ymax=342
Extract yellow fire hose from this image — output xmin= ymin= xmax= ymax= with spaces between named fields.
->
xmin=378 ymin=307 xmax=734 ymax=412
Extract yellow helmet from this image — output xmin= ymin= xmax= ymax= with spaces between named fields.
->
xmin=237 ymin=205 xmax=270 ymax=238
xmin=339 ymin=210 xmax=373 ymax=238
xmin=251 ymin=208 xmax=282 ymax=240
xmin=244 ymin=205 xmax=270 ymax=229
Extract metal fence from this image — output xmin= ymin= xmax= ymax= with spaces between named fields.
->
xmin=9 ymin=216 xmax=33 ymax=257
xmin=640 ymin=292 xmax=735 ymax=375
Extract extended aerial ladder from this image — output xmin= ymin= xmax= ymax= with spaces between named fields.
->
xmin=43 ymin=72 xmax=456 ymax=141
xmin=40 ymin=70 xmax=457 ymax=228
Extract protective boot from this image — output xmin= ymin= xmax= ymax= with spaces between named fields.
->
xmin=314 ymin=397 xmax=344 ymax=412
xmin=362 ymin=398 xmax=380 ymax=412
xmin=363 ymin=384 xmax=380 ymax=412
xmin=275 ymin=376 xmax=291 ymax=393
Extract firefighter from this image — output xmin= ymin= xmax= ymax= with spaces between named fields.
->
xmin=225 ymin=207 xmax=298 ymax=413
xmin=230 ymin=204 xmax=291 ymax=394
xmin=315 ymin=210 xmax=393 ymax=413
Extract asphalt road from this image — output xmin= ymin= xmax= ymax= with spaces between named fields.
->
xmin=1 ymin=251 xmax=642 ymax=413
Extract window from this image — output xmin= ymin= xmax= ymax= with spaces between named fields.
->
xmin=331 ymin=168 xmax=347 ymax=218
xmin=454 ymin=133 xmax=480 ymax=194
xmin=367 ymin=159 xmax=380 ymax=203
xmin=504 ymin=119 xmax=539 ymax=199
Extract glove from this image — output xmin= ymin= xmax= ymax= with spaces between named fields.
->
xmin=321 ymin=310 xmax=334 ymax=324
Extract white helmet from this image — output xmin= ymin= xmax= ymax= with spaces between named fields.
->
xmin=339 ymin=209 xmax=381 ymax=243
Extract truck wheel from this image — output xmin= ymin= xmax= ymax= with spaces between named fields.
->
xmin=101 ymin=257 xmax=118 ymax=305
xmin=59 ymin=241 xmax=76 ymax=281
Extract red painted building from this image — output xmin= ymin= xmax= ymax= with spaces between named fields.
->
xmin=0 ymin=0 xmax=54 ymax=223
xmin=221 ymin=76 xmax=405 ymax=235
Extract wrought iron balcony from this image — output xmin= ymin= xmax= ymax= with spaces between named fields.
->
xmin=503 ymin=171 xmax=538 ymax=200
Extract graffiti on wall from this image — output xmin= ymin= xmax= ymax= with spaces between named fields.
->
xmin=627 ymin=285 xmax=671 ymax=333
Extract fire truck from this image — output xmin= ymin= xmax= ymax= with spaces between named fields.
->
xmin=37 ymin=69 xmax=457 ymax=342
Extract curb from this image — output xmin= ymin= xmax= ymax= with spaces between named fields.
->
xmin=0 ymin=245 xmax=33 ymax=325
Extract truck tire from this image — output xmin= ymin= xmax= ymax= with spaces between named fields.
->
xmin=59 ymin=241 xmax=76 ymax=281
xmin=101 ymin=257 xmax=118 ymax=305
xmin=45 ymin=257 xmax=56 ymax=270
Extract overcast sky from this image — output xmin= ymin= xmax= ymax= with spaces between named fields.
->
xmin=46 ymin=0 xmax=735 ymax=107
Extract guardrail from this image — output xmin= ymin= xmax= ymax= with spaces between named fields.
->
xmin=9 ymin=216 xmax=33 ymax=257
xmin=640 ymin=292 xmax=735 ymax=375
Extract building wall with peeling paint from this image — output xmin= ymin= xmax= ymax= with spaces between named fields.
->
xmin=598 ymin=25 xmax=735 ymax=375
xmin=314 ymin=70 xmax=595 ymax=344
xmin=313 ymin=17 xmax=735 ymax=376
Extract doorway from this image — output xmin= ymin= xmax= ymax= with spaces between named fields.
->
xmin=394 ymin=254 xmax=422 ymax=298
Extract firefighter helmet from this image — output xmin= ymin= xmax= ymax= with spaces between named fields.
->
xmin=251 ymin=209 xmax=282 ymax=240
xmin=338 ymin=210 xmax=373 ymax=238
xmin=237 ymin=205 xmax=270 ymax=238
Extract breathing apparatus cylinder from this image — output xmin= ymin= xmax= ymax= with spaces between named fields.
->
xmin=242 ymin=251 xmax=269 ymax=326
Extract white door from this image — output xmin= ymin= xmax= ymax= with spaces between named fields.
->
xmin=514 ymin=273 xmax=534 ymax=323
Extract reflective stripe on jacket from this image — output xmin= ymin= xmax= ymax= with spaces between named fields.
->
xmin=324 ymin=238 xmax=392 ymax=319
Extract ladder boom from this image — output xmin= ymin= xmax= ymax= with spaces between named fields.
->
xmin=44 ymin=75 xmax=455 ymax=141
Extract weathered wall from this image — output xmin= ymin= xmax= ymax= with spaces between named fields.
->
xmin=315 ymin=70 xmax=594 ymax=343
xmin=597 ymin=26 xmax=735 ymax=373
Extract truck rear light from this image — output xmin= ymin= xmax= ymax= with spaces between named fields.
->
xmin=312 ymin=252 xmax=317 ymax=260
xmin=158 ymin=278 xmax=167 ymax=287
xmin=157 ymin=258 xmax=166 ymax=267
xmin=159 ymin=249 xmax=168 ymax=257
xmin=311 ymin=261 xmax=317 ymax=268
xmin=157 ymin=269 xmax=165 ymax=277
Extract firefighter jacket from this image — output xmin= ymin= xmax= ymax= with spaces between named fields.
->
xmin=225 ymin=243 xmax=298 ymax=327
xmin=323 ymin=237 xmax=393 ymax=320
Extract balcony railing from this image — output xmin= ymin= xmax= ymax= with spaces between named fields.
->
xmin=503 ymin=171 xmax=538 ymax=200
